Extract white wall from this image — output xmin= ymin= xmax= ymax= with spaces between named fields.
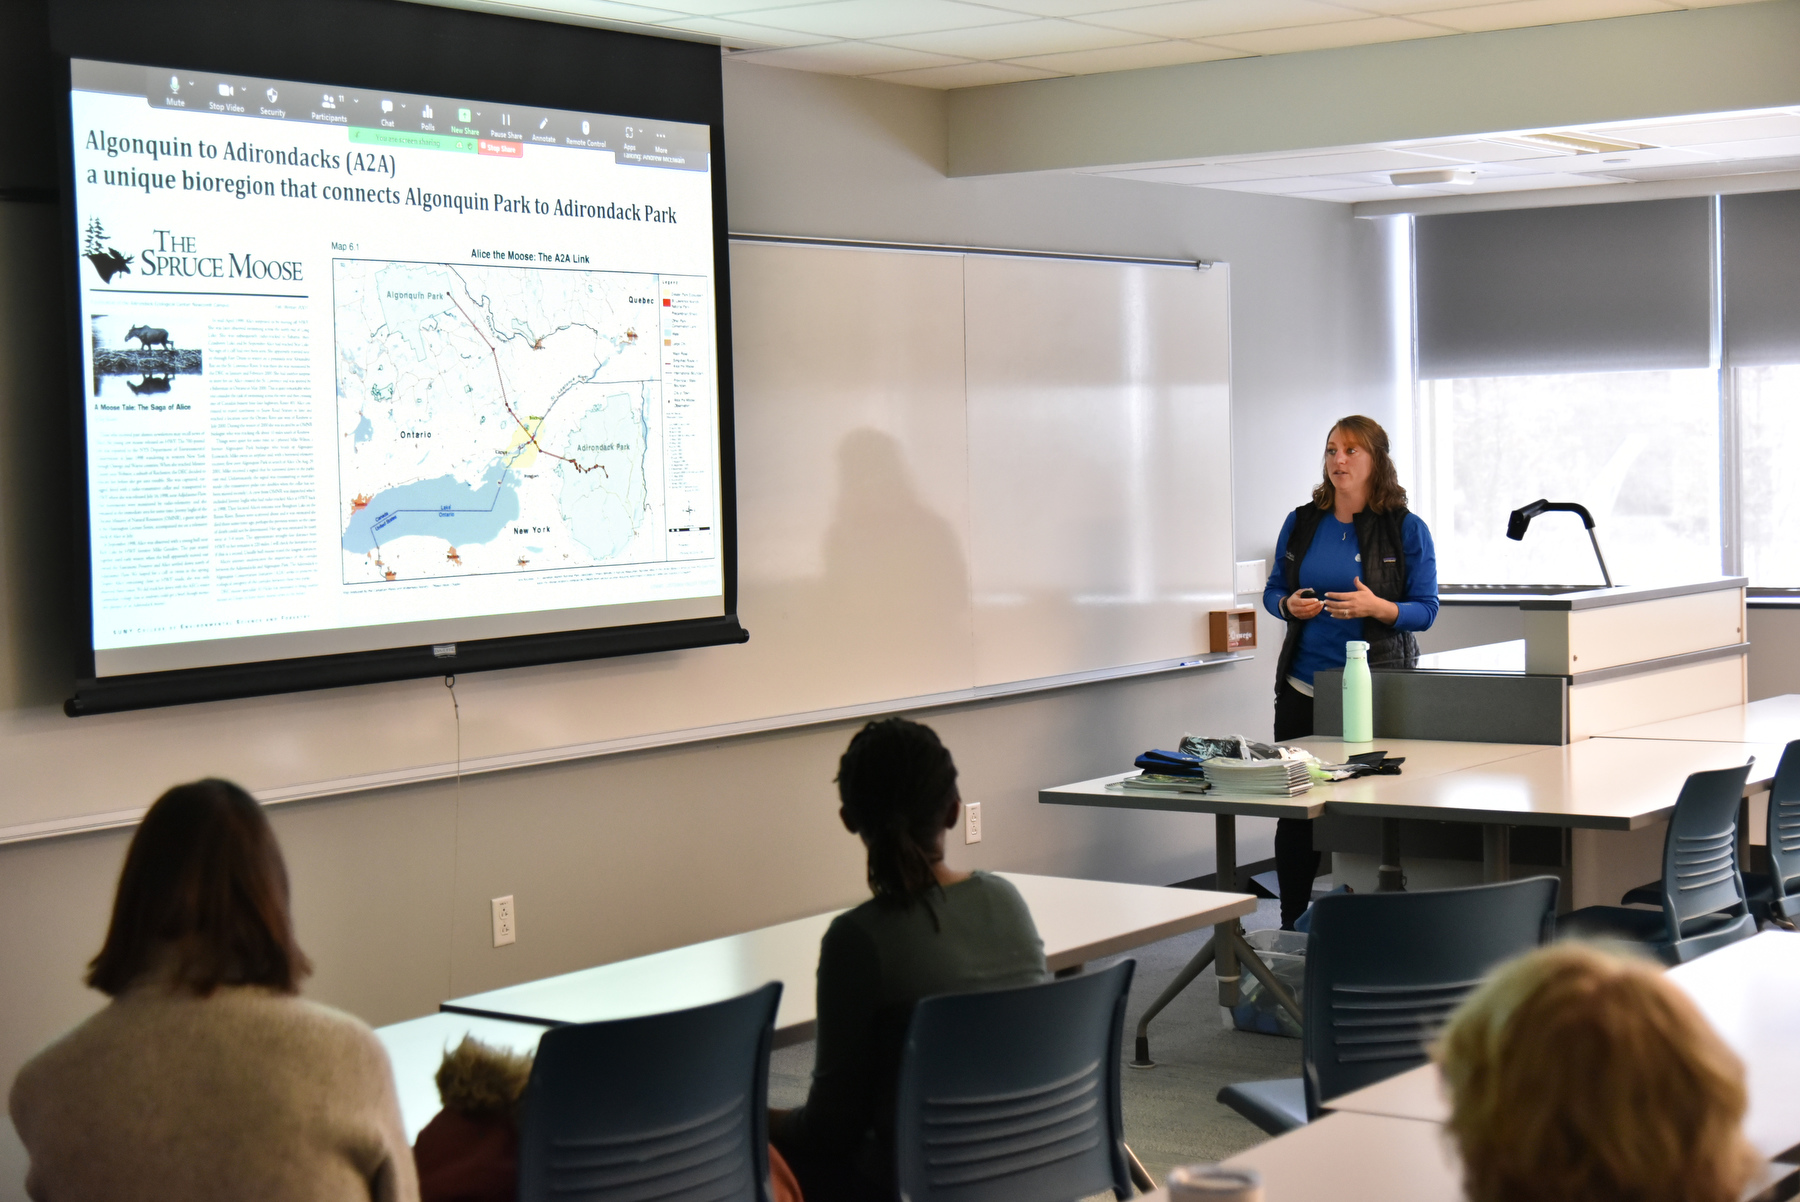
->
xmin=0 ymin=59 xmax=1390 ymax=1197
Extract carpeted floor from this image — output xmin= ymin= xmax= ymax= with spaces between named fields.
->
xmin=767 ymin=894 xmax=1305 ymax=1184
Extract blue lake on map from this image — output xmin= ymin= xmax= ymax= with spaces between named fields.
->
xmin=353 ymin=415 xmax=374 ymax=444
xmin=342 ymin=461 xmax=520 ymax=552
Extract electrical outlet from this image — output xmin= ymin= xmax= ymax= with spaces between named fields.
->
xmin=1234 ymin=559 xmax=1267 ymax=596
xmin=965 ymin=801 xmax=982 ymax=844
xmin=491 ymin=895 xmax=516 ymax=947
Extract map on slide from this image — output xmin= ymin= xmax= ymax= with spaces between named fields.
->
xmin=334 ymin=259 xmax=662 ymax=584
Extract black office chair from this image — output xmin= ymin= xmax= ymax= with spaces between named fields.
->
xmin=894 ymin=959 xmax=1136 ymax=1202
xmin=1218 ymin=876 xmax=1560 ymax=1136
xmin=517 ymin=981 xmax=782 ymax=1202
xmin=1623 ymin=741 xmax=1800 ymax=927
xmin=1561 ymin=762 xmax=1757 ymax=964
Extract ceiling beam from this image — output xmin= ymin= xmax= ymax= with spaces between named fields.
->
xmin=946 ymin=0 xmax=1800 ymax=178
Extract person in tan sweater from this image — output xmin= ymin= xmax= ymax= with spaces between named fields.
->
xmin=8 ymin=778 xmax=419 ymax=1202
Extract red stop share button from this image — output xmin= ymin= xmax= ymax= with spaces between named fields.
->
xmin=478 ymin=140 xmax=522 ymax=157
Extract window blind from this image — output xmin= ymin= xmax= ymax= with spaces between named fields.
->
xmin=1723 ymin=189 xmax=1800 ymax=367
xmin=1415 ymin=197 xmax=1714 ymax=379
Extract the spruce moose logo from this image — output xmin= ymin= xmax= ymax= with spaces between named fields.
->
xmin=83 ymin=218 xmax=134 ymax=283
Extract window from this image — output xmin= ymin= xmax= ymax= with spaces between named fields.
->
xmin=1410 ymin=190 xmax=1800 ymax=589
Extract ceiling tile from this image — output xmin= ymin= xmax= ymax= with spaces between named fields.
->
xmin=580 ymin=0 xmax=826 ymax=15
xmin=1603 ymin=154 xmax=1800 ymax=181
xmin=720 ymin=0 xmax=1034 ymax=37
xmin=1326 ymin=0 xmax=1532 ymax=12
xmin=536 ymin=0 xmax=690 ymax=21
xmin=1392 ymin=137 xmax=1572 ymax=162
xmin=1006 ymin=39 xmax=1247 ymax=71
xmin=876 ymin=17 xmax=1153 ymax=55
xmin=729 ymin=39 xmax=974 ymax=70
xmin=664 ymin=14 xmax=839 ymax=43
xmin=868 ymin=59 xmax=1064 ymax=86
xmin=1693 ymin=135 xmax=1800 ymax=161
xmin=1411 ymin=0 xmax=1680 ymax=35
xmin=1100 ymin=161 xmax=1285 ymax=183
xmin=1211 ymin=174 xmax=1364 ymax=194
xmin=1085 ymin=0 xmax=1365 ymax=39
xmin=970 ymin=0 xmax=1221 ymax=16
xmin=1594 ymin=112 xmax=1800 ymax=147
xmin=1214 ymin=146 xmax=1467 ymax=174
xmin=1201 ymin=15 xmax=1453 ymax=52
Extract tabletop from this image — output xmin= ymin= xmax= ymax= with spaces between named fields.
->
xmin=1597 ymin=694 xmax=1800 ymax=748
xmin=1038 ymin=738 xmax=1546 ymax=819
xmin=1326 ymin=931 xmax=1800 ymax=1159
xmin=439 ymin=871 xmax=1255 ymax=1031
xmin=1318 ymin=737 xmax=1786 ymax=831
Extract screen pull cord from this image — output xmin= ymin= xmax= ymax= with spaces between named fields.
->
xmin=445 ymin=674 xmax=462 ymax=784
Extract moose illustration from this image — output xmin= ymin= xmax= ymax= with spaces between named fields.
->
xmin=126 ymin=375 xmax=172 ymax=395
xmin=125 ymin=326 xmax=172 ymax=350
xmin=85 ymin=248 xmax=134 ymax=283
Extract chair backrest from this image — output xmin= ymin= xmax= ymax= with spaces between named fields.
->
xmin=894 ymin=959 xmax=1135 ymax=1202
xmin=1767 ymin=741 xmax=1800 ymax=897
xmin=1302 ymin=876 xmax=1559 ymax=1117
xmin=1655 ymin=762 xmax=1755 ymax=943
xmin=517 ymin=981 xmax=781 ymax=1202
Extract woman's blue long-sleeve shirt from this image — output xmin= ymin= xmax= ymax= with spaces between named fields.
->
xmin=1261 ymin=510 xmax=1440 ymax=686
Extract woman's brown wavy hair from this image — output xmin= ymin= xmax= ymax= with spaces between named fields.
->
xmin=1435 ymin=943 xmax=1757 ymax=1202
xmin=1311 ymin=415 xmax=1408 ymax=514
xmin=87 ymin=779 xmax=312 ymax=997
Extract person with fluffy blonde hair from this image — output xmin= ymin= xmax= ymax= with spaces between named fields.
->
xmin=1434 ymin=942 xmax=1759 ymax=1202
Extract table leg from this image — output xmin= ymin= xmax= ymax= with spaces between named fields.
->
xmin=1482 ymin=824 xmax=1511 ymax=883
xmin=1214 ymin=813 xmax=1240 ymax=1010
xmin=1130 ymin=810 xmax=1302 ymax=1067
xmin=1377 ymin=818 xmax=1405 ymax=892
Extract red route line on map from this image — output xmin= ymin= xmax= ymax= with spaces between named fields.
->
xmin=445 ymin=289 xmax=607 ymax=477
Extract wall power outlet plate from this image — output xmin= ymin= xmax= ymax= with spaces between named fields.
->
xmin=492 ymin=895 xmax=516 ymax=947
xmin=965 ymin=801 xmax=982 ymax=844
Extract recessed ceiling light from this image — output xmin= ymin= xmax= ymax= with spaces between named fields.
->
xmin=1390 ymin=167 xmax=1477 ymax=186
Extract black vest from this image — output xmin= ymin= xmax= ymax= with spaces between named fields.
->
xmin=1273 ymin=504 xmax=1419 ymax=697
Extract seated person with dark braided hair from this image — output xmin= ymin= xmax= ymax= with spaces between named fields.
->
xmin=770 ymin=717 xmax=1047 ymax=1202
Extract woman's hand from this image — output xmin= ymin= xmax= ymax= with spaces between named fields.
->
xmin=1324 ymin=577 xmax=1400 ymax=624
xmin=1285 ymin=589 xmax=1323 ymax=620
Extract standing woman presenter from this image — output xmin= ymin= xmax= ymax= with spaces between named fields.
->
xmin=1262 ymin=416 xmax=1438 ymax=929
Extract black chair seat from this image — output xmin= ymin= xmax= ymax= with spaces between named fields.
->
xmin=1217 ymin=1079 xmax=1306 ymax=1136
xmin=1619 ymin=880 xmax=1661 ymax=908
xmin=1559 ymin=904 xmax=1754 ymax=964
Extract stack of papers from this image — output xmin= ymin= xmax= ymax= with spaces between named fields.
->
xmin=1201 ymin=757 xmax=1313 ymax=796
xmin=1112 ymin=773 xmax=1213 ymax=795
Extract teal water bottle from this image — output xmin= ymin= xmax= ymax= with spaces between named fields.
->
xmin=1342 ymin=640 xmax=1373 ymax=743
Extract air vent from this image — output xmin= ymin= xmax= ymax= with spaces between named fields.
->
xmin=1492 ymin=131 xmax=1653 ymax=155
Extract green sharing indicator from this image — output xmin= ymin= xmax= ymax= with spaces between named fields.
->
xmin=349 ymin=127 xmax=476 ymax=153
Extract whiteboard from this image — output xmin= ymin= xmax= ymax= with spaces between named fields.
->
xmin=0 ymin=223 xmax=1234 ymax=841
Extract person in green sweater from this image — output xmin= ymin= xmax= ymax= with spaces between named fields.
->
xmin=771 ymin=717 xmax=1048 ymax=1202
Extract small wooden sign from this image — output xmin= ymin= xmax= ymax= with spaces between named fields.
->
xmin=1209 ymin=607 xmax=1257 ymax=653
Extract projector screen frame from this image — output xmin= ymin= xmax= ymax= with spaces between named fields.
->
xmin=50 ymin=0 xmax=745 ymax=716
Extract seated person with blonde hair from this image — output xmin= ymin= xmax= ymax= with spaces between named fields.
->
xmin=1435 ymin=942 xmax=1759 ymax=1202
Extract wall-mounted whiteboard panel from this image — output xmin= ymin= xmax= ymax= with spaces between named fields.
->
xmin=0 ymin=216 xmax=1232 ymax=840
xmin=964 ymin=256 xmax=1233 ymax=685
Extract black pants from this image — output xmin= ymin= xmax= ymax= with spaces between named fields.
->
xmin=1273 ymin=679 xmax=1320 ymax=930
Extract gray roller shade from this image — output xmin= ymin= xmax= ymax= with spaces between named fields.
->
xmin=1416 ymin=197 xmax=1714 ymax=379
xmin=1723 ymin=190 xmax=1800 ymax=367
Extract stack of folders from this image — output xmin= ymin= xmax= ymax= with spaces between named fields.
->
xmin=1201 ymin=757 xmax=1313 ymax=796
